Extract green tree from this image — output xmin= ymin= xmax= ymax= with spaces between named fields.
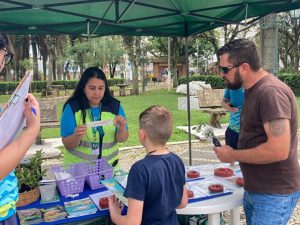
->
xmin=63 ymin=36 xmax=124 ymax=78
xmin=279 ymin=12 xmax=300 ymax=71
xmin=122 ymin=35 xmax=141 ymax=95
xmin=104 ymin=36 xmax=125 ymax=78
xmin=192 ymin=38 xmax=215 ymax=74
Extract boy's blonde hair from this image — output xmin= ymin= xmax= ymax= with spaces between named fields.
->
xmin=139 ymin=105 xmax=173 ymax=145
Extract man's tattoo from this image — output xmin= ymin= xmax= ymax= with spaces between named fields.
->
xmin=269 ymin=119 xmax=286 ymax=137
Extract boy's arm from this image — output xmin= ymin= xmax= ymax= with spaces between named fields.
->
xmin=109 ymin=197 xmax=143 ymax=225
xmin=176 ymin=186 xmax=188 ymax=209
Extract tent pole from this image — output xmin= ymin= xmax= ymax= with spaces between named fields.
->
xmin=87 ymin=19 xmax=90 ymax=38
xmin=168 ymin=37 xmax=171 ymax=92
xmin=185 ymin=36 xmax=192 ymax=166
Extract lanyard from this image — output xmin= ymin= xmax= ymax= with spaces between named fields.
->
xmin=88 ymin=103 xmax=104 ymax=159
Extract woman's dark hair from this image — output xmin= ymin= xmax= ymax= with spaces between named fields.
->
xmin=0 ymin=33 xmax=8 ymax=49
xmin=64 ymin=67 xmax=112 ymax=122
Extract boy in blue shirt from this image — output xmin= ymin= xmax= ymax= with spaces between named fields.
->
xmin=109 ymin=105 xmax=188 ymax=225
xmin=222 ymin=88 xmax=244 ymax=149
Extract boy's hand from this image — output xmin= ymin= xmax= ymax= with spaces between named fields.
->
xmin=225 ymin=102 xmax=239 ymax=112
xmin=108 ymin=195 xmax=124 ymax=215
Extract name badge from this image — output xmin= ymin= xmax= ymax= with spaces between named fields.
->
xmin=91 ymin=142 xmax=99 ymax=155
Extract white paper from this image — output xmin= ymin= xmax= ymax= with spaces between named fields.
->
xmin=86 ymin=120 xmax=114 ymax=128
xmin=0 ymin=74 xmax=31 ymax=149
xmin=89 ymin=190 xmax=113 ymax=211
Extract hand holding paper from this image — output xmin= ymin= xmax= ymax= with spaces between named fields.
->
xmin=114 ymin=115 xmax=127 ymax=130
xmin=86 ymin=120 xmax=114 ymax=128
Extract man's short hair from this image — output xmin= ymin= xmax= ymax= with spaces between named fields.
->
xmin=0 ymin=33 xmax=8 ymax=49
xmin=139 ymin=105 xmax=173 ymax=145
xmin=217 ymin=39 xmax=261 ymax=71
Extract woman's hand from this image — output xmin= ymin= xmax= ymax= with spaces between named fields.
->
xmin=74 ymin=124 xmax=87 ymax=138
xmin=114 ymin=116 xmax=129 ymax=143
xmin=24 ymin=94 xmax=40 ymax=133
xmin=114 ymin=115 xmax=127 ymax=131
xmin=62 ymin=124 xmax=87 ymax=150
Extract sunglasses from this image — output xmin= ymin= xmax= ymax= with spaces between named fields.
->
xmin=219 ymin=63 xmax=243 ymax=74
xmin=1 ymin=49 xmax=13 ymax=65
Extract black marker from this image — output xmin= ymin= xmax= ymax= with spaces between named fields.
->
xmin=25 ymin=97 xmax=37 ymax=116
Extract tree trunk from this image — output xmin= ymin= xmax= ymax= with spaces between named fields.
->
xmin=171 ymin=37 xmax=179 ymax=88
xmin=57 ymin=64 xmax=63 ymax=80
xmin=37 ymin=35 xmax=48 ymax=81
xmin=42 ymin=59 xmax=47 ymax=81
xmin=122 ymin=35 xmax=141 ymax=95
xmin=48 ymin=54 xmax=54 ymax=84
xmin=259 ymin=14 xmax=279 ymax=74
xmin=52 ymin=59 xmax=57 ymax=80
xmin=31 ymin=36 xmax=39 ymax=80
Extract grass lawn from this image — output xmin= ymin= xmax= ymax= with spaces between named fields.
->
xmin=2 ymin=89 xmax=300 ymax=147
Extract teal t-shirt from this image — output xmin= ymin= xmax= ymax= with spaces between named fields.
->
xmin=60 ymin=103 xmax=127 ymax=137
xmin=224 ymin=88 xmax=244 ymax=133
xmin=0 ymin=171 xmax=18 ymax=221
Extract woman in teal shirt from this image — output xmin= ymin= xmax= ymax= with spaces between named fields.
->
xmin=60 ymin=67 xmax=128 ymax=169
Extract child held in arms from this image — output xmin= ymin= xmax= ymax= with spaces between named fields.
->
xmin=108 ymin=105 xmax=188 ymax=225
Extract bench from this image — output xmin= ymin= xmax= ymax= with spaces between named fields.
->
xmin=197 ymin=89 xmax=227 ymax=128
xmin=36 ymin=100 xmax=60 ymax=144
xmin=51 ymin=84 xmax=66 ymax=97
xmin=126 ymin=88 xmax=133 ymax=95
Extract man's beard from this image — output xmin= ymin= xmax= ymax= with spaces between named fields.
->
xmin=225 ymin=70 xmax=243 ymax=90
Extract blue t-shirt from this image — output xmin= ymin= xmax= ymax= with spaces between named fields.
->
xmin=124 ymin=153 xmax=185 ymax=225
xmin=224 ymin=88 xmax=244 ymax=133
xmin=0 ymin=107 xmax=18 ymax=221
xmin=60 ymin=103 xmax=127 ymax=137
xmin=0 ymin=171 xmax=18 ymax=221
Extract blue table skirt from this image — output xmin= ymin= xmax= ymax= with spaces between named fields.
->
xmin=17 ymin=186 xmax=110 ymax=225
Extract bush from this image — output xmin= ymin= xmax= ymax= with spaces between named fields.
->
xmin=0 ymin=78 xmax=125 ymax=94
xmin=178 ymin=74 xmax=225 ymax=89
xmin=178 ymin=74 xmax=300 ymax=94
xmin=277 ymin=74 xmax=300 ymax=94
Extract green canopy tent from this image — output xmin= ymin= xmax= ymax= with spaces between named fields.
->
xmin=1 ymin=0 xmax=300 ymax=165
xmin=0 ymin=0 xmax=300 ymax=36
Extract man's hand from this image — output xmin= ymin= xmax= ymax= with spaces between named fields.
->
xmin=213 ymin=145 xmax=235 ymax=163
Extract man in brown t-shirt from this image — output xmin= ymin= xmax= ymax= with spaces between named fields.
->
xmin=214 ymin=39 xmax=300 ymax=225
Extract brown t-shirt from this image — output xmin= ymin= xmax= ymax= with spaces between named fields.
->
xmin=238 ymin=74 xmax=300 ymax=194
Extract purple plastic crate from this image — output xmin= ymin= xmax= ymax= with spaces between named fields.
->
xmin=52 ymin=163 xmax=86 ymax=196
xmin=83 ymin=159 xmax=113 ymax=190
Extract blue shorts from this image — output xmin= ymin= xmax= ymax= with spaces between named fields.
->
xmin=225 ymin=127 xmax=239 ymax=149
xmin=243 ymin=190 xmax=300 ymax=225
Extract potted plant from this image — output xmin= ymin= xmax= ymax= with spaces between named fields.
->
xmin=15 ymin=150 xmax=47 ymax=207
